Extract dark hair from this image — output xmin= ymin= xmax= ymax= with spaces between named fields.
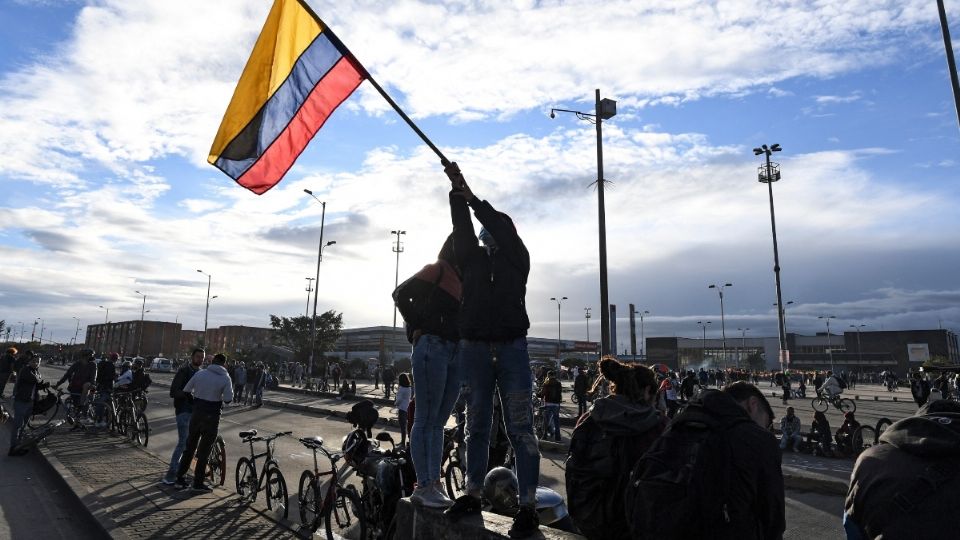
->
xmin=213 ymin=353 xmax=226 ymax=365
xmin=919 ymin=400 xmax=960 ymax=416
xmin=398 ymin=372 xmax=410 ymax=387
xmin=192 ymin=348 xmax=206 ymax=356
xmin=723 ymin=381 xmax=774 ymax=420
xmin=595 ymin=356 xmax=657 ymax=402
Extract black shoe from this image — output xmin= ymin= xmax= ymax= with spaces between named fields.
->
xmin=443 ymin=495 xmax=482 ymax=519
xmin=191 ymin=483 xmax=213 ymax=493
xmin=508 ymin=505 xmax=539 ymax=538
xmin=173 ymin=478 xmax=189 ymax=490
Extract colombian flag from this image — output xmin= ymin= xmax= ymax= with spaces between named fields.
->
xmin=208 ymin=0 xmax=365 ymax=195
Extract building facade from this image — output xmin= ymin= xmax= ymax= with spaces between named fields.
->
xmin=85 ymin=320 xmax=182 ymax=359
xmin=205 ymin=325 xmax=274 ymax=355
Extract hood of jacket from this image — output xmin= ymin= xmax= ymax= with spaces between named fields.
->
xmin=687 ymin=389 xmax=753 ymax=424
xmin=205 ymin=364 xmax=229 ymax=377
xmin=880 ymin=412 xmax=960 ymax=457
xmin=589 ymin=394 xmax=661 ymax=434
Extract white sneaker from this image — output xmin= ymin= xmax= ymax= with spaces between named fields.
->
xmin=419 ymin=482 xmax=452 ymax=508
xmin=409 ymin=486 xmax=430 ymax=506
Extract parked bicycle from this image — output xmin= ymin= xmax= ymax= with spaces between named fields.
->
xmin=114 ymin=390 xmax=149 ymax=446
xmin=235 ymin=429 xmax=291 ymax=520
xmin=811 ymin=391 xmax=856 ymax=414
xmin=297 ymin=436 xmax=366 ymax=539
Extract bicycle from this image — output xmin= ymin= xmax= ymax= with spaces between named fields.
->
xmin=235 ymin=429 xmax=291 ymax=520
xmin=811 ymin=392 xmax=856 ymax=414
xmin=192 ymin=435 xmax=227 ymax=487
xmin=115 ymin=390 xmax=149 ymax=446
xmin=297 ymin=436 xmax=366 ymax=540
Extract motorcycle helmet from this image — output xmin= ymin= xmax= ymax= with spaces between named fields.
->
xmin=341 ymin=430 xmax=371 ymax=467
xmin=483 ymin=466 xmax=519 ymax=515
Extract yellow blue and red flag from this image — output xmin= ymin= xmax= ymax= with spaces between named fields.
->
xmin=208 ymin=0 xmax=365 ymax=195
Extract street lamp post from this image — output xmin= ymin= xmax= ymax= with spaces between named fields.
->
xmin=737 ymin=327 xmax=750 ymax=369
xmin=708 ymin=283 xmax=733 ymax=368
xmin=38 ymin=320 xmax=45 ymax=344
xmin=583 ymin=307 xmax=592 ymax=361
xmin=550 ymin=297 xmax=568 ymax=362
xmin=550 ymin=90 xmax=617 ymax=356
xmin=819 ymin=315 xmax=837 ymax=372
xmin=98 ymin=305 xmax=110 ymax=353
xmin=304 ymin=188 xmax=332 ymax=380
xmin=17 ymin=322 xmax=23 ymax=344
xmin=72 ymin=317 xmax=81 ymax=347
xmin=755 ymin=143 xmax=789 ymax=372
xmin=850 ymin=324 xmax=866 ymax=367
xmin=304 ymin=277 xmax=315 ymax=317
xmin=135 ymin=290 xmax=147 ymax=357
xmin=391 ymin=230 xmax=406 ymax=327
xmin=697 ymin=321 xmax=712 ymax=367
xmin=197 ymin=270 xmax=212 ymax=347
xmin=635 ymin=309 xmax=650 ymax=361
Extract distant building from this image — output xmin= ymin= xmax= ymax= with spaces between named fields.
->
xmin=86 ymin=321 xmax=182 ymax=359
xmin=180 ymin=330 xmax=204 ymax=357
xmin=205 ymin=325 xmax=274 ymax=354
xmin=646 ymin=329 xmax=959 ymax=373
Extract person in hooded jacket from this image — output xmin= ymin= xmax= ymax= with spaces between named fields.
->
xmin=565 ymin=356 xmax=665 ymax=540
xmin=174 ymin=353 xmax=234 ymax=492
xmin=844 ymin=400 xmax=960 ymax=539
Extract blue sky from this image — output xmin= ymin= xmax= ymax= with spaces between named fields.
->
xmin=1 ymin=0 xmax=959 ymax=351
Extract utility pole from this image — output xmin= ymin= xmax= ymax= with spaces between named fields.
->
xmin=391 ymin=230 xmax=406 ymax=327
xmin=304 ymin=277 xmax=315 ymax=317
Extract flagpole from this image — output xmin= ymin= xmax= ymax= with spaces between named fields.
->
xmin=297 ymin=0 xmax=451 ymax=165
xmin=938 ymin=0 xmax=960 ymax=133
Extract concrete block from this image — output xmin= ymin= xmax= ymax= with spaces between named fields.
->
xmin=392 ymin=499 xmax=584 ymax=540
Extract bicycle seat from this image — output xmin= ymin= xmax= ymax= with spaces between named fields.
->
xmin=299 ymin=436 xmax=323 ymax=447
xmin=239 ymin=429 xmax=258 ymax=439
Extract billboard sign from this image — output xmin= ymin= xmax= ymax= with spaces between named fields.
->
xmin=907 ymin=343 xmax=930 ymax=363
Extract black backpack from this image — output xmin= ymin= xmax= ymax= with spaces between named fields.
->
xmin=625 ymin=404 xmax=749 ymax=540
xmin=565 ymin=412 xmax=659 ymax=540
xmin=392 ymin=262 xmax=446 ymax=343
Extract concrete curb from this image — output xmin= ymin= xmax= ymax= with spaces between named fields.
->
xmin=35 ymin=440 xmax=131 ymax=540
xmin=782 ymin=465 xmax=848 ymax=496
xmin=767 ymin=390 xmax=905 ymax=403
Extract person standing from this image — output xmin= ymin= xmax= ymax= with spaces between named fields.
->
xmin=93 ymin=352 xmax=118 ymax=427
xmin=382 ymin=364 xmax=396 ymax=399
xmin=243 ymin=363 xmax=259 ymax=406
xmin=373 ymin=364 xmax=380 ymax=390
xmin=573 ymin=367 xmax=589 ymax=419
xmin=9 ymin=352 xmax=46 ymax=456
xmin=174 ymin=353 xmax=233 ymax=492
xmin=0 ymin=347 xmax=17 ymax=399
xmin=539 ymin=370 xmax=563 ymax=442
xmin=395 ymin=373 xmax=412 ymax=447
xmin=162 ymin=348 xmax=203 ymax=485
xmin=441 ymin=162 xmax=540 ymax=538
xmin=233 ymin=361 xmax=247 ymax=405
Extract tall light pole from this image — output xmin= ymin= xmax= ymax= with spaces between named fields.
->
xmin=635 ymin=309 xmax=650 ymax=361
xmin=98 ymin=305 xmax=110 ymax=353
xmin=937 ymin=0 xmax=960 ymax=132
xmin=196 ymin=269 xmax=212 ymax=347
xmin=819 ymin=315 xmax=837 ymax=372
xmin=17 ymin=322 xmax=23 ymax=343
xmin=550 ymin=297 xmax=568 ymax=361
xmin=697 ymin=320 xmax=712 ymax=367
xmin=305 ymin=186 xmax=331 ymax=380
xmin=135 ymin=290 xmax=147 ymax=357
xmin=583 ymin=307 xmax=592 ymax=362
xmin=850 ymin=324 xmax=866 ymax=368
xmin=304 ymin=277 xmax=315 ymax=317
xmin=391 ymin=230 xmax=406 ymax=327
xmin=737 ymin=327 xmax=750 ymax=369
xmin=550 ymin=90 xmax=617 ymax=356
xmin=708 ymin=283 xmax=733 ymax=368
xmin=755 ymin=143 xmax=789 ymax=372
xmin=38 ymin=320 xmax=45 ymax=344
xmin=31 ymin=318 xmax=40 ymax=343
xmin=72 ymin=317 xmax=81 ymax=346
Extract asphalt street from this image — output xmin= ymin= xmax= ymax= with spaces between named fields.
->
xmin=41 ymin=365 xmax=851 ymax=539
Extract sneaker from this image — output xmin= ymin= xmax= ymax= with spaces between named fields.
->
xmin=421 ymin=482 xmax=453 ymax=508
xmin=160 ymin=477 xmax=176 ymax=486
xmin=508 ymin=505 xmax=539 ymax=538
xmin=173 ymin=478 xmax=189 ymax=490
xmin=409 ymin=485 xmax=430 ymax=506
xmin=443 ymin=494 xmax=481 ymax=519
xmin=191 ymin=484 xmax=213 ymax=493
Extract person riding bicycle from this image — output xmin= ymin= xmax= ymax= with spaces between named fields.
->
xmin=56 ymin=349 xmax=98 ymax=419
xmin=817 ymin=370 xmax=844 ymax=400
xmin=129 ymin=359 xmax=153 ymax=392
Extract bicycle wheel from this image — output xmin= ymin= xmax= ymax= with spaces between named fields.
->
xmin=117 ymin=410 xmax=129 ymax=436
xmin=133 ymin=413 xmax=149 ymax=446
xmin=839 ymin=399 xmax=856 ymax=414
xmin=265 ymin=467 xmax=289 ymax=520
xmin=134 ymin=394 xmax=148 ymax=413
xmin=105 ymin=405 xmax=117 ymax=434
xmin=444 ymin=461 xmax=467 ymax=500
xmin=811 ymin=397 xmax=828 ymax=413
xmin=207 ymin=437 xmax=226 ymax=486
xmin=533 ymin=410 xmax=545 ymax=438
xmin=299 ymin=470 xmax=321 ymax=532
xmin=235 ymin=457 xmax=258 ymax=503
xmin=571 ymin=393 xmax=579 ymax=404
xmin=852 ymin=426 xmax=876 ymax=455
xmin=875 ymin=417 xmax=892 ymax=442
xmin=325 ymin=485 xmax=366 ymax=540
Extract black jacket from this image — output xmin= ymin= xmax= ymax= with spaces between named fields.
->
xmin=394 ymin=245 xmax=461 ymax=343
xmin=170 ymin=365 xmax=198 ymax=415
xmin=540 ymin=378 xmax=562 ymax=403
xmin=694 ymin=390 xmax=785 ymax=540
xmin=449 ymin=191 xmax=530 ymax=341
xmin=95 ymin=360 xmax=116 ymax=391
xmin=13 ymin=365 xmax=45 ymax=403
xmin=573 ymin=373 xmax=588 ymax=395
xmin=0 ymin=352 xmax=15 ymax=374
xmin=58 ymin=359 xmax=97 ymax=392
xmin=845 ymin=411 xmax=960 ymax=538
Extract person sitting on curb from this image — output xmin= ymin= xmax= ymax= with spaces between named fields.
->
xmin=844 ymin=400 xmax=960 ymax=538
xmin=809 ymin=411 xmax=834 ymax=457
xmin=835 ymin=412 xmax=860 ymax=456
xmin=779 ymin=406 xmax=803 ymax=452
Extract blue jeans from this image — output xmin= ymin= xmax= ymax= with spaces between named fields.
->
xmin=9 ymin=400 xmax=32 ymax=449
xmin=410 ymin=334 xmax=460 ymax=485
xmin=165 ymin=412 xmax=192 ymax=481
xmin=94 ymin=390 xmax=111 ymax=422
xmin=544 ymin=403 xmax=561 ymax=441
xmin=459 ymin=338 xmax=540 ymax=505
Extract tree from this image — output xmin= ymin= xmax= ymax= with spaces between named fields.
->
xmin=745 ymin=352 xmax=765 ymax=371
xmin=269 ymin=311 xmax=343 ymax=375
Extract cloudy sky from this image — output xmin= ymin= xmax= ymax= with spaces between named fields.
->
xmin=1 ymin=0 xmax=959 ymax=351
